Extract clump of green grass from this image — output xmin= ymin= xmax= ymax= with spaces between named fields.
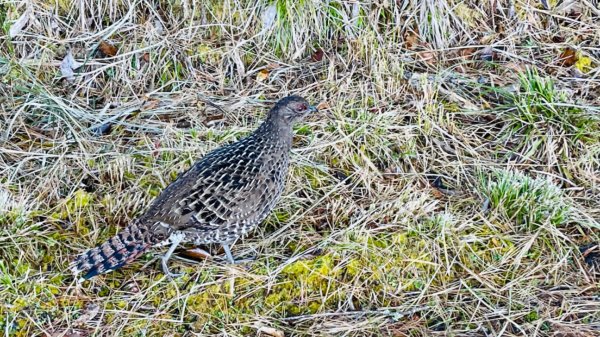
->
xmin=479 ymin=169 xmax=571 ymax=231
xmin=492 ymin=68 xmax=600 ymax=166
xmin=508 ymin=68 xmax=598 ymax=142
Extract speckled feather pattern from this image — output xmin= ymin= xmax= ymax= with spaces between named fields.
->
xmin=71 ymin=96 xmax=311 ymax=280
xmin=139 ymin=119 xmax=292 ymax=244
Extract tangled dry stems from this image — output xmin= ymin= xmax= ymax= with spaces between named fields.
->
xmin=0 ymin=0 xmax=599 ymax=336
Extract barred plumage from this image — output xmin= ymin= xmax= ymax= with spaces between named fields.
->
xmin=71 ymin=96 xmax=317 ymax=280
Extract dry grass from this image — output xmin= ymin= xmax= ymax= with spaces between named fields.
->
xmin=1 ymin=0 xmax=599 ymax=336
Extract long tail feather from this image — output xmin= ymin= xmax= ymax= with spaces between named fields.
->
xmin=70 ymin=223 xmax=151 ymax=280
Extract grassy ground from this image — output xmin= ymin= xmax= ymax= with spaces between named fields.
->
xmin=1 ymin=0 xmax=599 ymax=336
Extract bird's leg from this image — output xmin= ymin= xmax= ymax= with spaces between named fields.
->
xmin=221 ymin=242 xmax=256 ymax=265
xmin=161 ymin=233 xmax=184 ymax=278
xmin=222 ymin=243 xmax=236 ymax=264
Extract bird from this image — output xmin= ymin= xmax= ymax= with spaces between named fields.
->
xmin=70 ymin=95 xmax=318 ymax=280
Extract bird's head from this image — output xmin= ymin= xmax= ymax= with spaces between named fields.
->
xmin=268 ymin=95 xmax=318 ymax=125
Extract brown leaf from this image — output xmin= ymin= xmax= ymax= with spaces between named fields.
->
xmin=203 ymin=113 xmax=225 ymax=125
xmin=311 ymin=48 xmax=324 ymax=62
xmin=256 ymin=69 xmax=270 ymax=82
xmin=404 ymin=31 xmax=419 ymax=50
xmin=459 ymin=47 xmax=477 ymax=59
xmin=141 ymin=99 xmax=160 ymax=111
xmin=142 ymin=53 xmax=150 ymax=63
xmin=559 ymin=48 xmax=577 ymax=67
xmin=180 ymin=247 xmax=212 ymax=261
xmin=505 ymin=62 xmax=527 ymax=73
xmin=266 ymin=62 xmax=280 ymax=70
xmin=98 ymin=41 xmax=118 ymax=57
xmin=430 ymin=188 xmax=444 ymax=199
xmin=316 ymin=101 xmax=330 ymax=111
xmin=417 ymin=50 xmax=436 ymax=65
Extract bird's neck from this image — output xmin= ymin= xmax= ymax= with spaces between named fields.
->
xmin=254 ymin=116 xmax=293 ymax=148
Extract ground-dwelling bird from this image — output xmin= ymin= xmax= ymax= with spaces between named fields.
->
xmin=71 ymin=96 xmax=318 ymax=280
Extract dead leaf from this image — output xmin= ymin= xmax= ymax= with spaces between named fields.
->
xmin=180 ymin=247 xmax=212 ymax=260
xmin=404 ymin=31 xmax=419 ymax=50
xmin=266 ymin=62 xmax=280 ymax=70
xmin=142 ymin=53 xmax=150 ymax=63
xmin=417 ymin=50 xmax=436 ymax=65
xmin=316 ymin=101 xmax=330 ymax=111
xmin=257 ymin=326 xmax=284 ymax=337
xmin=141 ymin=99 xmax=160 ymax=111
xmin=9 ymin=8 xmax=31 ymax=38
xmin=98 ymin=41 xmax=118 ymax=57
xmin=311 ymin=48 xmax=324 ymax=62
xmin=459 ymin=47 xmax=477 ymax=59
xmin=256 ymin=69 xmax=270 ymax=82
xmin=556 ymin=1 xmax=584 ymax=20
xmin=203 ymin=113 xmax=225 ymax=126
xmin=559 ymin=48 xmax=577 ymax=67
xmin=60 ymin=50 xmax=82 ymax=82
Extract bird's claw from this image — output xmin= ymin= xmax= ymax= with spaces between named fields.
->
xmin=220 ymin=254 xmax=256 ymax=265
xmin=166 ymin=271 xmax=183 ymax=279
xmin=161 ymin=257 xmax=182 ymax=278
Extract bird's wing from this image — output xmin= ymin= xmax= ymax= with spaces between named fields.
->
xmin=142 ymin=136 xmax=279 ymax=232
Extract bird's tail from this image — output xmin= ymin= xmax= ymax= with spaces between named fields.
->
xmin=70 ymin=222 xmax=153 ymax=281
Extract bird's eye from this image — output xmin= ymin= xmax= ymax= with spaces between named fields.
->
xmin=297 ymin=104 xmax=307 ymax=111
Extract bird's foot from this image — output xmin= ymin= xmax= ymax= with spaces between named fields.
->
xmin=221 ymin=243 xmax=256 ymax=265
xmin=223 ymin=255 xmax=256 ymax=265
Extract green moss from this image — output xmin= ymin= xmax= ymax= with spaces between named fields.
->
xmin=366 ymin=236 xmax=388 ymax=249
xmin=69 ymin=189 xmax=92 ymax=210
xmin=524 ymin=310 xmax=539 ymax=322
xmin=262 ymin=254 xmax=347 ymax=314
xmin=282 ymin=254 xmax=335 ymax=289
xmin=345 ymin=258 xmax=362 ymax=277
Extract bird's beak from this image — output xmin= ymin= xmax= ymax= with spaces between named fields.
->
xmin=309 ymin=105 xmax=319 ymax=113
